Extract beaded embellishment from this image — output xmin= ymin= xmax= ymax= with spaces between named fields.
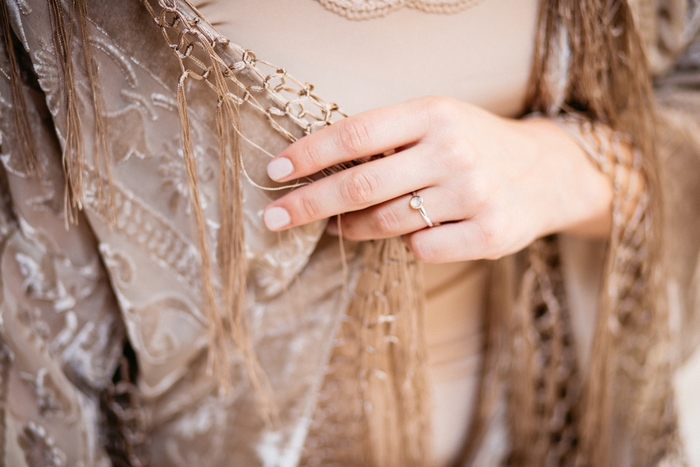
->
xmin=317 ymin=0 xmax=485 ymax=20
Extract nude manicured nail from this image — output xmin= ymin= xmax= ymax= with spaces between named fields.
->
xmin=267 ymin=157 xmax=294 ymax=181
xmin=264 ymin=207 xmax=291 ymax=230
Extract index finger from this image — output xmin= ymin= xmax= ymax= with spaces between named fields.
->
xmin=266 ymin=98 xmax=431 ymax=183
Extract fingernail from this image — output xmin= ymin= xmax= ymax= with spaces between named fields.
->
xmin=267 ymin=157 xmax=294 ymax=181
xmin=264 ymin=207 xmax=291 ymax=230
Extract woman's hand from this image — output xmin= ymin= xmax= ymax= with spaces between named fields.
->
xmin=262 ymin=96 xmax=613 ymax=263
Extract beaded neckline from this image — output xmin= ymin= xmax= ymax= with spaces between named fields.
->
xmin=316 ymin=0 xmax=486 ymax=20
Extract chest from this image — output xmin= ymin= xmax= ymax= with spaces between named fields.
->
xmin=192 ymin=0 xmax=540 ymax=116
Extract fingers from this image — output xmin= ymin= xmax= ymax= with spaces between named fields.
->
xmin=404 ymin=222 xmax=488 ymax=263
xmin=403 ymin=215 xmax=519 ymax=263
xmin=266 ymin=99 xmax=430 ymax=182
xmin=263 ymin=147 xmax=437 ymax=231
xmin=328 ymin=186 xmax=466 ymax=240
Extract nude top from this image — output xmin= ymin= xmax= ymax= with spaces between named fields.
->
xmin=193 ymin=0 xmax=539 ymax=117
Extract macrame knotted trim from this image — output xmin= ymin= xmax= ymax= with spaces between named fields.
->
xmin=302 ymin=239 xmax=432 ymax=466
xmin=143 ymin=4 xmax=434 ymax=454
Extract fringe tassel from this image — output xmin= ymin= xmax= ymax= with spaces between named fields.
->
xmin=299 ymin=235 xmax=431 ymax=466
xmin=175 ymin=66 xmax=275 ymax=419
xmin=175 ymin=71 xmax=225 ymax=374
xmin=144 ymin=0 xmax=276 ymax=420
xmin=520 ymin=0 xmax=679 ymax=465
xmin=45 ymin=0 xmax=113 ymax=225
xmin=346 ymin=238 xmax=431 ymax=466
xmin=75 ymin=0 xmax=115 ymax=222
xmin=506 ymin=237 xmax=580 ymax=467
xmin=207 ymin=42 xmax=277 ymax=418
xmin=0 ymin=0 xmax=40 ymax=175
xmin=560 ymin=116 xmax=683 ymax=466
xmin=48 ymin=0 xmax=85 ymax=225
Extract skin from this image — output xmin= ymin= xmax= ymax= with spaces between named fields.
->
xmin=262 ymin=96 xmax=614 ymax=263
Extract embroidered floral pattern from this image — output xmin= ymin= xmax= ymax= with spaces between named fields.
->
xmin=83 ymin=170 xmax=202 ymax=291
xmin=20 ymin=369 xmax=67 ymax=417
xmin=98 ymin=244 xmax=135 ymax=288
xmin=18 ymin=422 xmax=67 ymax=467
xmin=158 ymin=144 xmax=215 ymax=213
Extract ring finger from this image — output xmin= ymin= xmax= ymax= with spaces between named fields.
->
xmin=329 ymin=186 xmax=470 ymax=240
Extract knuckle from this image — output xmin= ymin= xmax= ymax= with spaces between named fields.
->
xmin=299 ymin=139 xmax=325 ymax=170
xmin=371 ymin=208 xmax=401 ymax=236
xmin=426 ymin=96 xmax=459 ymax=125
xmin=342 ymin=171 xmax=379 ymax=206
xmin=297 ymin=195 xmax=320 ymax=221
xmin=476 ymin=216 xmax=507 ymax=257
xmin=337 ymin=118 xmax=371 ymax=154
xmin=439 ymin=138 xmax=470 ymax=169
xmin=462 ymin=174 xmax=489 ymax=208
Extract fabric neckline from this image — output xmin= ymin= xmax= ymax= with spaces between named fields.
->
xmin=316 ymin=0 xmax=486 ymax=20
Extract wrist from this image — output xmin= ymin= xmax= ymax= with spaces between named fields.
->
xmin=515 ymin=116 xmax=613 ymax=239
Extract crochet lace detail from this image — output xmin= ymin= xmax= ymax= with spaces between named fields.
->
xmin=316 ymin=0 xmax=485 ymax=20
